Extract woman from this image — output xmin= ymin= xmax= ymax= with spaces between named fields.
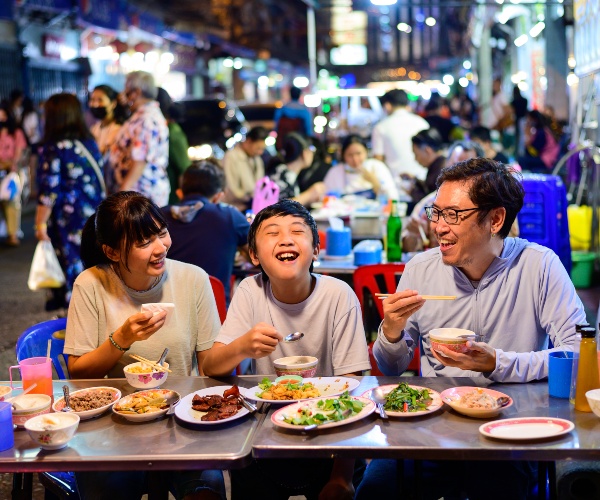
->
xmin=0 ymin=102 xmax=27 ymax=246
xmin=89 ymin=85 xmax=127 ymax=193
xmin=35 ymin=93 xmax=105 ymax=311
xmin=519 ymin=110 xmax=560 ymax=174
xmin=268 ymin=132 xmax=325 ymax=206
xmin=324 ymin=134 xmax=398 ymax=201
xmin=66 ymin=191 xmax=225 ymax=499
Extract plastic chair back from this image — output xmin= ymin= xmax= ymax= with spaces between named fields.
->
xmin=16 ymin=318 xmax=69 ymax=379
xmin=209 ymin=275 xmax=227 ymax=324
xmin=353 ymin=263 xmax=420 ymax=373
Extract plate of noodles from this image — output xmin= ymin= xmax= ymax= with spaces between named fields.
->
xmin=242 ymin=377 xmax=360 ymax=404
xmin=440 ymin=386 xmax=513 ymax=418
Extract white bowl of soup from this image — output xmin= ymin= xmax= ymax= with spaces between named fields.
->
xmin=273 ymin=356 xmax=318 ymax=378
xmin=24 ymin=412 xmax=80 ymax=450
xmin=124 ymin=362 xmax=169 ymax=389
xmin=11 ymin=394 xmax=52 ymax=428
xmin=429 ymin=328 xmax=477 ymax=354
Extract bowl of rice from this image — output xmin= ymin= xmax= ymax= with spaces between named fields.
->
xmin=429 ymin=328 xmax=477 ymax=354
xmin=124 ymin=361 xmax=169 ymax=389
xmin=52 ymin=386 xmax=121 ymax=420
xmin=440 ymin=386 xmax=513 ymax=418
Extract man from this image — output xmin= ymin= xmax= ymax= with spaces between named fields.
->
xmin=111 ymin=71 xmax=170 ymax=207
xmin=423 ymin=98 xmax=461 ymax=144
xmin=162 ymin=159 xmax=250 ymax=300
xmin=274 ymin=86 xmax=312 ymax=149
xmin=371 ymin=89 xmax=429 ymax=186
xmin=359 ymin=158 xmax=587 ymax=499
xmin=409 ymin=128 xmax=445 ymax=203
xmin=470 ymin=125 xmax=509 ymax=164
xmin=222 ymin=126 xmax=268 ymax=212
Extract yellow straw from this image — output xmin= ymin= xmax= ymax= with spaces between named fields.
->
xmin=46 ymin=339 xmax=51 ymax=359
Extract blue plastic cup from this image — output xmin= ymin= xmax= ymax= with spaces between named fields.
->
xmin=548 ymin=351 xmax=574 ymax=398
xmin=0 ymin=401 xmax=14 ymax=451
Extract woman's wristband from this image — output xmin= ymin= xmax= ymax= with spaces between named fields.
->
xmin=109 ymin=331 xmax=129 ymax=352
xmin=33 ymin=223 xmax=47 ymax=231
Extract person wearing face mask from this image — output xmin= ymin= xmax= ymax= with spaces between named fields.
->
xmin=89 ymin=85 xmax=128 ymax=194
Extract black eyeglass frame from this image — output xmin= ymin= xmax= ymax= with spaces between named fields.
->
xmin=424 ymin=206 xmax=482 ymax=225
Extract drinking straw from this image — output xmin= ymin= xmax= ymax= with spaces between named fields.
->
xmin=46 ymin=339 xmax=51 ymax=359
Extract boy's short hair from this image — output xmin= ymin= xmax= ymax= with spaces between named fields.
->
xmin=181 ymin=159 xmax=225 ymax=197
xmin=248 ymin=199 xmax=320 ymax=278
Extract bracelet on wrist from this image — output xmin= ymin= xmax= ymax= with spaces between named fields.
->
xmin=33 ymin=223 xmax=47 ymax=230
xmin=109 ymin=331 xmax=129 ymax=352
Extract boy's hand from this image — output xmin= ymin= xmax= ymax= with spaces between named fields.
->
xmin=240 ymin=322 xmax=282 ymax=358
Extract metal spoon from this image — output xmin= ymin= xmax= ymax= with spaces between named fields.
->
xmin=62 ymin=385 xmax=73 ymax=412
xmin=165 ymin=391 xmax=180 ymax=416
xmin=156 ymin=347 xmax=169 ymax=366
xmin=283 ymin=332 xmax=304 ymax=343
xmin=370 ymin=387 xmax=389 ymax=419
xmin=496 ymin=397 xmax=511 ymax=408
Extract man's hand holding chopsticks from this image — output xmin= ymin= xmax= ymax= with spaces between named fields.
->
xmin=381 ymin=290 xmax=425 ymax=343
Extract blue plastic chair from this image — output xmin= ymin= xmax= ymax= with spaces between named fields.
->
xmin=16 ymin=317 xmax=69 ymax=379
xmin=14 ymin=318 xmax=80 ymax=499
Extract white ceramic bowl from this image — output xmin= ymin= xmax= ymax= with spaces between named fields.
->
xmin=0 ymin=386 xmax=12 ymax=402
xmin=11 ymin=394 xmax=52 ymax=428
xmin=123 ymin=362 xmax=169 ymax=389
xmin=24 ymin=412 xmax=80 ymax=450
xmin=52 ymin=386 xmax=121 ymax=420
xmin=429 ymin=328 xmax=477 ymax=354
xmin=440 ymin=386 xmax=513 ymax=418
xmin=273 ymin=356 xmax=318 ymax=378
xmin=113 ymin=389 xmax=181 ymax=422
xmin=585 ymin=389 xmax=600 ymax=418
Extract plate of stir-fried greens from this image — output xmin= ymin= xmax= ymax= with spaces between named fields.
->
xmin=362 ymin=383 xmax=442 ymax=417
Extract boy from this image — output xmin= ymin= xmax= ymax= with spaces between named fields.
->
xmin=203 ymin=199 xmax=370 ymax=498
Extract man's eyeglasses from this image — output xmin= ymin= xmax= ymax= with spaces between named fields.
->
xmin=424 ymin=206 xmax=482 ymax=225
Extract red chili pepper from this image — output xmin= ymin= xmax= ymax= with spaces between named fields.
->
xmin=403 ymin=402 xmax=408 ymax=412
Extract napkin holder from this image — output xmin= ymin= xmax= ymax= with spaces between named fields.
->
xmin=353 ymin=240 xmax=382 ymax=266
xmin=325 ymin=227 xmax=352 ymax=257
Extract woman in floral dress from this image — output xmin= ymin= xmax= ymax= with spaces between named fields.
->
xmin=35 ymin=93 xmax=105 ymax=310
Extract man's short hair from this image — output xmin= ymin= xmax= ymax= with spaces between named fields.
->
xmin=290 ymin=86 xmax=302 ymax=101
xmin=412 ymin=128 xmax=443 ymax=151
xmin=126 ymin=71 xmax=157 ymax=100
xmin=436 ymin=157 xmax=524 ymax=239
xmin=181 ymin=159 xmax=225 ymax=198
xmin=248 ymin=199 xmax=319 ymax=279
xmin=247 ymin=126 xmax=269 ymax=142
xmin=470 ymin=126 xmax=492 ymax=144
xmin=381 ymin=89 xmax=408 ymax=108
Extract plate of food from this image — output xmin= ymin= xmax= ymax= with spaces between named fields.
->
xmin=271 ymin=392 xmax=375 ymax=431
xmin=479 ymin=417 xmax=574 ymax=441
xmin=112 ymin=389 xmax=181 ymax=422
xmin=175 ymin=385 xmax=248 ymax=425
xmin=52 ymin=386 xmax=121 ymax=420
xmin=440 ymin=387 xmax=513 ymax=418
xmin=243 ymin=376 xmax=361 ymax=403
xmin=362 ymin=383 xmax=442 ymax=417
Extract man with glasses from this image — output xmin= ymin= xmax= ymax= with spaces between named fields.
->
xmin=357 ymin=157 xmax=586 ymax=499
xmin=110 ymin=71 xmax=170 ymax=207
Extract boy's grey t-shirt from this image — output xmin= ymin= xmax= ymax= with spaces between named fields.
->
xmin=216 ymin=273 xmax=371 ymax=376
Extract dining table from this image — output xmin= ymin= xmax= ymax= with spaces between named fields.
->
xmin=3 ymin=375 xmax=600 ymax=499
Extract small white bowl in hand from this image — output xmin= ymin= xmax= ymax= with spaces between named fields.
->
xmin=585 ymin=389 xmax=600 ymax=418
xmin=124 ymin=362 xmax=169 ymax=389
xmin=24 ymin=412 xmax=80 ymax=450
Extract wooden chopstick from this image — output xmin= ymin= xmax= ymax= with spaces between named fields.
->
xmin=129 ymin=354 xmax=172 ymax=373
xmin=375 ymin=293 xmax=457 ymax=300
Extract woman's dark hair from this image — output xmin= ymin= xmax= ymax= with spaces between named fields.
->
xmin=43 ymin=93 xmax=93 ymax=143
xmin=156 ymin=87 xmax=173 ymax=120
xmin=280 ymin=132 xmax=310 ymax=164
xmin=247 ymin=199 xmax=319 ymax=279
xmin=340 ymin=134 xmax=367 ymax=159
xmin=436 ymin=157 xmax=524 ymax=238
xmin=181 ymin=159 xmax=225 ymax=197
xmin=0 ymin=101 xmax=18 ymax=135
xmin=92 ymin=85 xmax=128 ymax=125
xmin=527 ymin=109 xmax=549 ymax=129
xmin=411 ymin=128 xmax=443 ymax=151
xmin=81 ymin=192 xmax=168 ymax=271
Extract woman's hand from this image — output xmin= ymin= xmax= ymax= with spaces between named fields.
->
xmin=238 ymin=322 xmax=282 ymax=358
xmin=35 ymin=226 xmax=51 ymax=242
xmin=357 ymin=165 xmax=380 ymax=194
xmin=381 ymin=290 xmax=425 ymax=343
xmin=431 ymin=340 xmax=497 ymax=373
xmin=113 ymin=310 xmax=167 ymax=349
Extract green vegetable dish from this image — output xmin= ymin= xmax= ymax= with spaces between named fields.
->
xmin=384 ymin=383 xmax=432 ymax=412
xmin=282 ymin=391 xmax=364 ymax=426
